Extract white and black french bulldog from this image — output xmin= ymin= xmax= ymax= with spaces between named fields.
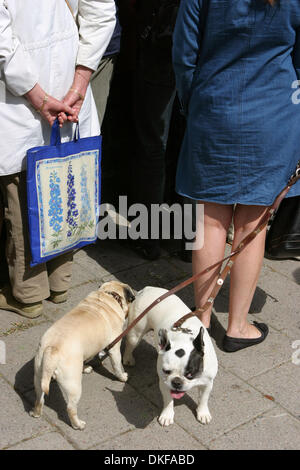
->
xmin=123 ymin=286 xmax=218 ymax=426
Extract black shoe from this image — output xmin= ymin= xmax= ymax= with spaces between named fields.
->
xmin=223 ymin=321 xmax=269 ymax=353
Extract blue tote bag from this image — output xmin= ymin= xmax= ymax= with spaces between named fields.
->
xmin=26 ymin=119 xmax=101 ymax=266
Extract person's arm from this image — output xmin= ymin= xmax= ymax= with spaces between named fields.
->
xmin=62 ymin=0 xmax=116 ymax=123
xmin=77 ymin=0 xmax=116 ymax=71
xmin=0 ymin=1 xmax=74 ymax=126
xmin=172 ymin=0 xmax=203 ymax=115
xmin=0 ymin=0 xmax=38 ymax=96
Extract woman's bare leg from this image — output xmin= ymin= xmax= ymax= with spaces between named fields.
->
xmin=227 ymin=204 xmax=268 ymax=339
xmin=193 ymin=202 xmax=234 ymax=328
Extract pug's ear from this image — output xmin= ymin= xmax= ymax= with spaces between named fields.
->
xmin=193 ymin=327 xmax=205 ymax=356
xmin=124 ymin=286 xmax=135 ymax=303
xmin=158 ymin=329 xmax=171 ymax=351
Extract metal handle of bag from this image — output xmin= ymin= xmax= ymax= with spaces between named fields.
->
xmin=73 ymin=122 xmax=80 ymax=141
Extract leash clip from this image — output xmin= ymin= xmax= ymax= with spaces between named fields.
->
xmin=288 ymin=160 xmax=300 ymax=186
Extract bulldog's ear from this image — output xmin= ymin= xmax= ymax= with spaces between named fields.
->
xmin=193 ymin=327 xmax=205 ymax=355
xmin=124 ymin=286 xmax=135 ymax=303
xmin=158 ymin=329 xmax=171 ymax=351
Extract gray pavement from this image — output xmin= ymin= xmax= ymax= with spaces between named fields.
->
xmin=0 ymin=238 xmax=299 ymax=450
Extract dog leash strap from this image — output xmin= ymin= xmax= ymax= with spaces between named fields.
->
xmin=103 ymin=210 xmax=270 ymax=353
xmin=102 ymin=252 xmax=235 ymax=354
xmin=102 ymin=162 xmax=300 ymax=355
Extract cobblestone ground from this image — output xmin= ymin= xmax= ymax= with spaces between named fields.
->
xmin=0 ymin=239 xmax=299 ymax=450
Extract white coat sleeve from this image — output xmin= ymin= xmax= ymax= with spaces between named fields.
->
xmin=0 ymin=1 xmax=38 ymax=96
xmin=76 ymin=0 xmax=116 ymax=71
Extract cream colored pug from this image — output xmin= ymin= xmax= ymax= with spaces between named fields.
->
xmin=30 ymin=281 xmax=135 ymax=430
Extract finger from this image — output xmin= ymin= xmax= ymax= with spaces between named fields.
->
xmin=67 ymin=106 xmax=80 ymax=122
xmin=63 ymin=93 xmax=79 ymax=109
xmin=48 ymin=115 xmax=56 ymax=127
xmin=67 ymin=115 xmax=79 ymax=123
xmin=62 ymin=103 xmax=75 ymax=116
xmin=59 ymin=111 xmax=68 ymax=122
xmin=58 ymin=115 xmax=64 ymax=128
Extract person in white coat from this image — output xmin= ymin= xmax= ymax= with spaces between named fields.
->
xmin=0 ymin=0 xmax=116 ymax=318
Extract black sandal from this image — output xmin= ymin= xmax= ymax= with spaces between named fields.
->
xmin=223 ymin=321 xmax=269 ymax=353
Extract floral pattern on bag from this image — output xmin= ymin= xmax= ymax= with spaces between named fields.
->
xmin=79 ymin=164 xmax=94 ymax=233
xmin=36 ymin=150 xmax=99 ymax=258
xmin=48 ymin=170 xmax=64 ymax=248
xmin=66 ymin=161 xmax=79 ymax=238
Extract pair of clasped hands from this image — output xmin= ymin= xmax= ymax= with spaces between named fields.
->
xmin=25 ymin=66 xmax=92 ymax=128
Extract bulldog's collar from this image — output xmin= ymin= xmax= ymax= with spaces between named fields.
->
xmin=171 ymin=326 xmax=193 ymax=335
xmin=106 ymin=291 xmax=123 ymax=309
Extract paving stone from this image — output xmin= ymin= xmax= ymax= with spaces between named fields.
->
xmin=25 ymin=368 xmax=158 ymax=450
xmin=264 ymin=256 xmax=300 ymax=285
xmin=209 ymin=408 xmax=300 ymax=450
xmin=122 ymin=332 xmax=158 ymax=394
xmin=0 ymin=309 xmax=43 ymax=338
xmin=7 ymin=431 xmax=74 ymax=450
xmin=211 ymin=325 xmax=293 ymax=381
xmin=249 ymin=361 xmax=300 ymax=418
xmin=134 ymin=365 xmax=275 ymax=446
xmin=75 ymin=239 xmax=146 ymax=279
xmin=0 ymin=240 xmax=299 ymax=450
xmin=0 ymin=321 xmax=52 ymax=393
xmin=72 ymin=247 xmax=111 ymax=285
xmin=102 ymin=258 xmax=188 ymax=292
xmin=92 ymin=420 xmax=205 ymax=450
xmin=0 ymin=377 xmax=51 ymax=450
xmin=252 ymin=266 xmax=300 ymax=334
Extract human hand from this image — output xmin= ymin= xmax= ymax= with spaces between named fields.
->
xmin=25 ymin=83 xmax=75 ymax=127
xmin=60 ymin=65 xmax=93 ymax=124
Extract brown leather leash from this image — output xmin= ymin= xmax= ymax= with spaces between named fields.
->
xmin=101 ymin=162 xmax=300 ymax=358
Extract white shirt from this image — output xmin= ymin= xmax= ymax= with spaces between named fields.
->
xmin=0 ymin=0 xmax=116 ymax=175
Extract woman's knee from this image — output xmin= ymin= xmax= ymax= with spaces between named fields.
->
xmin=233 ymin=204 xmax=268 ymax=235
xmin=202 ymin=202 xmax=233 ymax=233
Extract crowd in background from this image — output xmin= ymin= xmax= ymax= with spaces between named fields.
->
xmin=99 ymin=0 xmax=188 ymax=262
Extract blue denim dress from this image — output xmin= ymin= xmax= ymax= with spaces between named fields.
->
xmin=173 ymin=0 xmax=300 ymax=205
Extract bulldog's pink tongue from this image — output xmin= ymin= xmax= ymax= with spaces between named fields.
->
xmin=171 ymin=390 xmax=185 ymax=400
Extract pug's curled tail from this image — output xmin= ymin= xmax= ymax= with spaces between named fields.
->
xmin=41 ymin=346 xmax=59 ymax=395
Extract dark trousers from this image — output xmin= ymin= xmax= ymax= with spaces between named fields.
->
xmin=0 ymin=172 xmax=73 ymax=303
xmin=133 ymin=41 xmax=176 ymax=241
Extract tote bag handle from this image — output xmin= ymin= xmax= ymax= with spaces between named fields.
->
xmin=50 ymin=119 xmax=80 ymax=147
